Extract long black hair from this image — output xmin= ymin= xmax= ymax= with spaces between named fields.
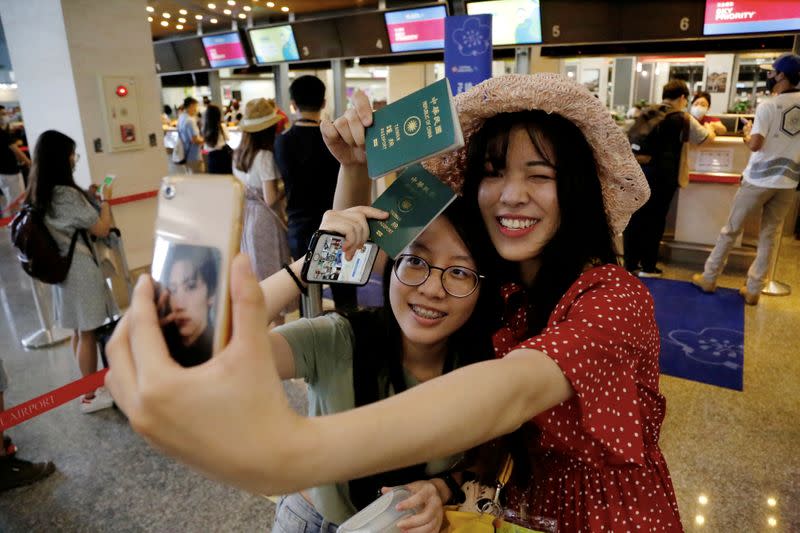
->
xmin=233 ymin=126 xmax=276 ymax=173
xmin=463 ymin=110 xmax=617 ymax=335
xmin=202 ymin=104 xmax=224 ymax=148
xmin=346 ymin=197 xmax=506 ymax=510
xmin=26 ymin=130 xmax=86 ymax=211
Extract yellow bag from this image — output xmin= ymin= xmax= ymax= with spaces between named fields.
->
xmin=443 ymin=509 xmax=497 ymax=533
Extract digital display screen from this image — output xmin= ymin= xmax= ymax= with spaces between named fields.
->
xmin=385 ymin=5 xmax=447 ymax=53
xmin=154 ymin=42 xmax=182 ymax=74
xmin=202 ymin=32 xmax=248 ymax=68
xmin=292 ymin=18 xmax=343 ymax=60
xmin=172 ymin=37 xmax=210 ymax=71
xmin=335 ymin=12 xmax=390 ymax=57
xmin=249 ymin=25 xmax=300 ymax=64
xmin=703 ymin=1 xmax=800 ymax=35
xmin=466 ymin=0 xmax=542 ymax=45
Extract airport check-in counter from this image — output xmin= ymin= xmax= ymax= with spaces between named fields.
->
xmin=163 ymin=126 xmax=243 ymax=153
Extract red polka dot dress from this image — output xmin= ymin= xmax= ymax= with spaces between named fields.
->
xmin=494 ymin=264 xmax=683 ymax=532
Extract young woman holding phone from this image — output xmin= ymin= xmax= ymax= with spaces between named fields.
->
xmin=106 ymin=74 xmax=682 ymax=532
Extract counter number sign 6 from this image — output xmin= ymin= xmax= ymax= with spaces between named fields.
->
xmin=680 ymin=17 xmax=690 ymax=31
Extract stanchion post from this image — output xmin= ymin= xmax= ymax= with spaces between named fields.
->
xmin=21 ymin=279 xmax=71 ymax=349
xmin=761 ymin=222 xmax=791 ymax=296
xmin=300 ymin=283 xmax=323 ymax=319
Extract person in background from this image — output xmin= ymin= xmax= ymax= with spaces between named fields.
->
xmin=177 ymin=97 xmax=204 ymax=174
xmin=202 ymin=104 xmax=232 ymax=174
xmin=693 ymin=54 xmax=800 ymax=305
xmin=225 ymin=99 xmax=242 ymax=124
xmin=274 ymin=75 xmax=356 ymax=311
xmin=0 ymin=361 xmax=56 ymax=492
xmin=623 ymin=79 xmax=716 ymax=277
xmin=0 ymin=105 xmax=31 ymax=217
xmin=233 ymin=98 xmax=292 ymax=321
xmin=161 ymin=105 xmax=173 ymax=128
xmin=28 ymin=130 xmax=117 ymax=413
xmin=690 ymin=91 xmax=727 ymax=135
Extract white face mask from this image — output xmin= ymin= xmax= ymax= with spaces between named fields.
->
xmin=690 ymin=105 xmax=707 ymax=120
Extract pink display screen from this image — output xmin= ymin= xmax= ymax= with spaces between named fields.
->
xmin=201 ymin=32 xmax=248 ymax=68
xmin=704 ymin=0 xmax=800 ymax=35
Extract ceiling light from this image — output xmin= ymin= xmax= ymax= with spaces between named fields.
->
xmin=208 ymin=3 xmax=216 ymax=8
xmin=210 ymin=17 xmax=218 ymax=23
xmin=195 ymin=14 xmax=203 ymax=20
xmin=281 ymin=6 xmax=289 ymax=12
xmin=146 ymin=6 xmax=155 ymax=12
xmin=698 ymin=495 xmax=708 ymax=505
xmin=694 ymin=515 xmax=704 ymax=526
xmin=227 ymin=0 xmax=236 ymax=5
xmin=178 ymin=17 xmax=186 ymax=23
xmin=238 ymin=13 xmax=247 ymax=18
xmin=768 ymin=517 xmax=777 ymax=527
xmin=223 ymin=8 xmax=232 ymax=14
xmin=266 ymin=1 xmax=275 ymax=6
xmin=767 ymin=497 xmax=777 ymax=507
xmin=147 ymin=16 xmax=154 ymax=22
xmin=162 ymin=12 xmax=171 ymax=18
xmin=179 ymin=9 xmax=188 ymax=15
xmin=176 ymin=24 xmax=184 ymax=29
xmin=160 ymin=20 xmax=169 ymax=27
xmin=243 ymin=5 xmax=251 ymax=11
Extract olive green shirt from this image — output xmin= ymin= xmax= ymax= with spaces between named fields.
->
xmin=274 ymin=313 xmax=460 ymax=525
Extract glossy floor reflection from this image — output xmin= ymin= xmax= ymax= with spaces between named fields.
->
xmin=0 ymin=225 xmax=798 ymax=531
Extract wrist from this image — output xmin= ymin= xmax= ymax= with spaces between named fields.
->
xmin=430 ymin=477 xmax=451 ymax=503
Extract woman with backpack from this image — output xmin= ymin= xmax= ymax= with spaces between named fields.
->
xmin=202 ymin=104 xmax=232 ymax=174
xmin=27 ymin=130 xmax=116 ymax=413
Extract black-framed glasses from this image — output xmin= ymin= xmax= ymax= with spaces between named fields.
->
xmin=393 ymin=254 xmax=484 ymax=298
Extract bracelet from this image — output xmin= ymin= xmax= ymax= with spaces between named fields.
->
xmin=283 ymin=263 xmax=307 ymax=296
xmin=438 ymin=472 xmax=466 ymax=506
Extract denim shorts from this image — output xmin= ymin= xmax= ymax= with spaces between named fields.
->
xmin=272 ymin=493 xmax=339 ymax=533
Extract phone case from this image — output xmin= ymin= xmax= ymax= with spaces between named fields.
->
xmin=152 ymin=175 xmax=244 ymax=365
xmin=300 ymin=231 xmax=378 ymax=287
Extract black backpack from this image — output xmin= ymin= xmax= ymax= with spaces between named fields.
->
xmin=627 ymin=104 xmax=687 ymax=164
xmin=10 ymin=203 xmax=87 ymax=284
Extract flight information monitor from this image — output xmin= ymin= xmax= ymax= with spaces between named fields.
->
xmin=703 ymin=0 xmax=800 ymax=36
xmin=335 ymin=12 xmax=390 ymax=57
xmin=384 ymin=5 xmax=447 ymax=53
xmin=292 ymin=18 xmax=343 ymax=60
xmin=202 ymin=32 xmax=248 ymax=68
xmin=154 ymin=42 xmax=182 ymax=73
xmin=249 ymin=25 xmax=300 ymax=64
xmin=466 ymin=0 xmax=542 ymax=45
xmin=172 ymin=37 xmax=210 ymax=71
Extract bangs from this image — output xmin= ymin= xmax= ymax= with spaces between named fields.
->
xmin=481 ymin=112 xmax=557 ymax=173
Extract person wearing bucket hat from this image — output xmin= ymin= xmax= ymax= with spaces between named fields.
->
xmin=693 ymin=53 xmax=800 ymax=305
xmin=104 ymin=75 xmax=683 ymax=532
xmin=233 ymin=98 xmax=292 ymax=315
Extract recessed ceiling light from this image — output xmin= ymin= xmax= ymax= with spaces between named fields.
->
xmin=266 ymin=1 xmax=274 ymax=6
xmin=238 ymin=13 xmax=246 ymax=18
xmin=223 ymin=8 xmax=231 ymax=14
xmin=227 ymin=0 xmax=236 ymax=5
xmin=210 ymin=17 xmax=218 ymax=23
xmin=146 ymin=6 xmax=154 ymax=12
xmin=195 ymin=14 xmax=203 ymax=20
xmin=178 ymin=17 xmax=186 ymax=23
xmin=162 ymin=12 xmax=171 ymax=18
xmin=179 ymin=9 xmax=188 ymax=15
xmin=176 ymin=24 xmax=184 ymax=29
xmin=243 ymin=5 xmax=251 ymax=11
xmin=208 ymin=3 xmax=216 ymax=8
xmin=160 ymin=20 xmax=169 ymax=26
xmin=147 ymin=16 xmax=154 ymax=22
xmin=281 ymin=6 xmax=289 ymax=12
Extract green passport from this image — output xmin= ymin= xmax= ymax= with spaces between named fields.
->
xmin=365 ymin=78 xmax=464 ymax=179
xmin=368 ymin=163 xmax=457 ymax=259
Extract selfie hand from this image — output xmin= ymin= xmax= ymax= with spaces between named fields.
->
xmin=321 ymin=90 xmax=373 ymax=167
xmin=389 ymin=480 xmax=444 ymax=533
xmin=320 ymin=206 xmax=388 ymax=260
xmin=105 ymin=256 xmax=301 ymax=494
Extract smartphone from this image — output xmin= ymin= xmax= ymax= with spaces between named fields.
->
xmin=301 ymin=231 xmax=379 ymax=286
xmin=151 ymin=175 xmax=244 ymax=367
xmin=99 ymin=174 xmax=115 ymax=200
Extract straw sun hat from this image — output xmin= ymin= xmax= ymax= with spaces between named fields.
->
xmin=423 ymin=73 xmax=650 ymax=236
xmin=239 ymin=98 xmax=282 ymax=133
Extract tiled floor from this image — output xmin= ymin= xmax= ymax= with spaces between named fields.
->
xmin=0 ymin=226 xmax=798 ymax=532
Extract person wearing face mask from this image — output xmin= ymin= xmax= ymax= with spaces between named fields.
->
xmin=690 ymin=91 xmax=727 ymax=135
xmin=693 ymin=53 xmax=800 ymax=305
xmin=623 ymin=79 xmax=716 ymax=277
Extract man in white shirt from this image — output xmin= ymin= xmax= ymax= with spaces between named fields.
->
xmin=693 ymin=53 xmax=800 ymax=304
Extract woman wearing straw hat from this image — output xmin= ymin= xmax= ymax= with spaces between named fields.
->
xmin=106 ymin=75 xmax=683 ymax=532
xmin=233 ymin=98 xmax=292 ymax=321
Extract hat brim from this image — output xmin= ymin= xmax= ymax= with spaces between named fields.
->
xmin=239 ymin=114 xmax=282 ymax=133
xmin=422 ymin=74 xmax=650 ymax=236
